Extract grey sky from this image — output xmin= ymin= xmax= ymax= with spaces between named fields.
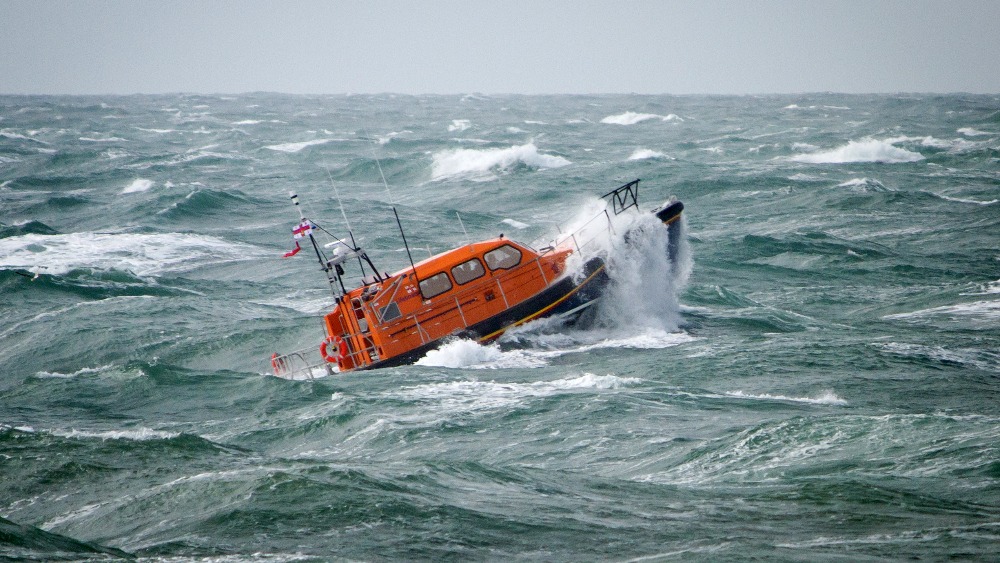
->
xmin=2 ymin=0 xmax=998 ymax=95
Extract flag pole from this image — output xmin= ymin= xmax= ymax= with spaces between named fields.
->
xmin=290 ymin=191 xmax=345 ymax=296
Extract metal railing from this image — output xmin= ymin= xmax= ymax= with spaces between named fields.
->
xmin=269 ymin=347 xmax=334 ymax=380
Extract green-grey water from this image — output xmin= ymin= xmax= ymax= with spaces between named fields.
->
xmin=1 ymin=93 xmax=999 ymax=560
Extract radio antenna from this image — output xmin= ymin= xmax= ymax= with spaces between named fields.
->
xmin=456 ymin=211 xmax=469 ymax=246
xmin=325 ymin=166 xmax=367 ymax=276
xmin=363 ymin=129 xmax=394 ymax=205
xmin=363 ymin=130 xmax=416 ymax=279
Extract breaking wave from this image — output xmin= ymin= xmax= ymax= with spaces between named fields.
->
xmin=628 ymin=148 xmax=668 ymax=160
xmin=0 ymin=232 xmax=259 ymax=276
xmin=430 ymin=142 xmax=570 ymax=181
xmin=264 ymin=138 xmax=340 ymax=153
xmin=792 ymin=138 xmax=924 ymax=164
xmin=121 ymin=178 xmax=154 ymax=194
xmin=601 ymin=112 xmax=682 ymax=125
xmin=725 ymin=390 xmax=848 ymax=405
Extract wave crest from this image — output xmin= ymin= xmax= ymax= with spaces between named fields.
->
xmin=792 ymin=138 xmax=924 ymax=164
xmin=431 ymin=142 xmax=570 ymax=181
xmin=601 ymin=112 xmax=682 ymax=125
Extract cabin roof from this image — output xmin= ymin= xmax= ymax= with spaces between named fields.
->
xmin=388 ymin=237 xmax=535 ymax=279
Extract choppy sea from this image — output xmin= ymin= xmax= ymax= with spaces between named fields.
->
xmin=1 ymin=93 xmax=999 ymax=561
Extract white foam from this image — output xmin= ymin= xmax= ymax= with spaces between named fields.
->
xmin=916 ymin=135 xmax=979 ymax=152
xmin=1 ymin=129 xmax=48 ymax=143
xmin=836 ymin=177 xmax=892 ymax=192
xmin=596 ymin=212 xmax=692 ymax=332
xmin=377 ymin=130 xmax=412 ymax=145
xmin=232 ymin=119 xmax=263 ymax=125
xmin=51 ymin=427 xmax=181 ymax=441
xmin=416 ymin=339 xmax=547 ymax=369
xmin=501 ymin=218 xmax=530 ymax=229
xmin=264 ymin=138 xmax=336 ymax=153
xmin=792 ymin=138 xmax=924 ymax=164
xmin=35 ymin=365 xmax=114 ymax=379
xmin=958 ymin=127 xmax=993 ymax=137
xmin=121 ymin=178 xmax=154 ymax=194
xmin=0 ymin=232 xmax=259 ymax=276
xmin=883 ymin=300 xmax=1000 ymax=323
xmin=601 ymin=112 xmax=682 ymax=125
xmin=627 ymin=148 xmax=668 ymax=160
xmin=787 ymin=173 xmax=823 ymax=182
xmin=79 ymin=136 xmax=129 ymax=143
xmin=725 ymin=390 xmax=847 ymax=406
xmin=391 ymin=373 xmax=640 ymax=413
xmin=430 ymin=142 xmax=570 ymax=181
xmin=936 ymin=193 xmax=998 ymax=205
xmin=448 ymin=119 xmax=471 ymax=132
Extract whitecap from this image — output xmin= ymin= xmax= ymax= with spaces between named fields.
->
xmin=914 ymin=135 xmax=978 ymax=152
xmin=79 ymin=136 xmax=129 ymax=142
xmin=448 ymin=119 xmax=471 ymax=132
xmin=725 ymin=390 xmax=847 ymax=406
xmin=35 ymin=365 xmax=114 ymax=379
xmin=430 ymin=142 xmax=570 ymax=181
xmin=958 ymin=127 xmax=993 ymax=137
xmin=0 ymin=232 xmax=259 ymax=276
xmin=600 ymin=111 xmax=682 ymax=125
xmin=0 ymin=129 xmax=48 ymax=143
xmin=121 ymin=178 xmax=154 ymax=193
xmin=883 ymin=300 xmax=1000 ymax=324
xmin=627 ymin=148 xmax=668 ymax=160
xmin=935 ymin=194 xmax=998 ymax=205
xmin=264 ymin=138 xmax=337 ymax=153
xmin=787 ymin=173 xmax=824 ymax=182
xmin=51 ymin=427 xmax=181 ymax=441
xmin=377 ymin=130 xmax=412 ymax=144
xmin=792 ymin=138 xmax=924 ymax=164
xmin=837 ymin=177 xmax=891 ymax=192
xmin=502 ymin=218 xmax=530 ymax=229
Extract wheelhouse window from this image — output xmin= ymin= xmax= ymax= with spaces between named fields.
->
xmin=418 ymin=272 xmax=452 ymax=299
xmin=451 ymin=258 xmax=485 ymax=285
xmin=484 ymin=244 xmax=522 ymax=271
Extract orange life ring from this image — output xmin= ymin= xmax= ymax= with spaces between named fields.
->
xmin=271 ymin=352 xmax=284 ymax=375
xmin=320 ymin=335 xmax=348 ymax=363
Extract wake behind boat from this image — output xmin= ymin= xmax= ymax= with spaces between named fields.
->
xmin=269 ymin=180 xmax=684 ymax=379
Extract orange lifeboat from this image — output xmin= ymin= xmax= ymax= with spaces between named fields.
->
xmin=269 ymin=179 xmax=683 ymax=376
